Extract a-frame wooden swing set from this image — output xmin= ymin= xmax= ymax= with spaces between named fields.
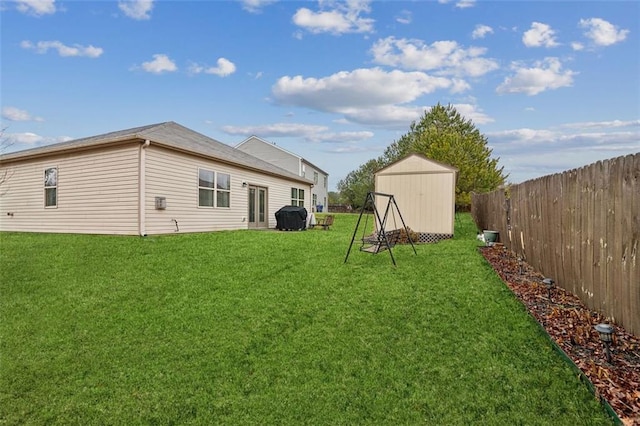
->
xmin=344 ymin=191 xmax=417 ymax=266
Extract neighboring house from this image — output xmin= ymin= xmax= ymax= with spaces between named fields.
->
xmin=374 ymin=153 xmax=458 ymax=242
xmin=0 ymin=122 xmax=313 ymax=235
xmin=235 ymin=136 xmax=329 ymax=212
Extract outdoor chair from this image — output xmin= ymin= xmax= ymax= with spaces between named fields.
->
xmin=315 ymin=214 xmax=334 ymax=230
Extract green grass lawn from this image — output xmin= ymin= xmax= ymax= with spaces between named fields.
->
xmin=0 ymin=214 xmax=612 ymax=425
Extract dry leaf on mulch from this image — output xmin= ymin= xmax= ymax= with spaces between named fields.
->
xmin=480 ymin=244 xmax=640 ymax=425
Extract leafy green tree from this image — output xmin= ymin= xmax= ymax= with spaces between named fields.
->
xmin=336 ymin=158 xmax=382 ymax=209
xmin=341 ymin=103 xmax=505 ymax=208
xmin=392 ymin=104 xmax=506 ymax=207
xmin=328 ymin=191 xmax=341 ymax=205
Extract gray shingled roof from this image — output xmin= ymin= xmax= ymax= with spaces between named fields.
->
xmin=0 ymin=122 xmax=313 ymax=185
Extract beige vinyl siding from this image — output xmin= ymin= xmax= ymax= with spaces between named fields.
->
xmin=376 ymin=172 xmax=454 ymax=234
xmin=303 ymin=161 xmax=329 ymax=211
xmin=374 ymin=154 xmax=456 ymax=235
xmin=0 ymin=145 xmax=139 ymax=234
xmin=236 ymin=137 xmax=300 ymax=175
xmin=144 ymin=146 xmax=311 ymax=234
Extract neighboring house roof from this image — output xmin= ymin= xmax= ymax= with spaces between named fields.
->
xmin=236 ymin=135 xmax=329 ymax=176
xmin=0 ymin=122 xmax=313 ymax=185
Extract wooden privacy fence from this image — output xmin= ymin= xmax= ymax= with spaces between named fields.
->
xmin=471 ymin=153 xmax=639 ymax=336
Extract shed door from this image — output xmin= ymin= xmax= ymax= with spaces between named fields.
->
xmin=248 ymin=186 xmax=268 ymax=229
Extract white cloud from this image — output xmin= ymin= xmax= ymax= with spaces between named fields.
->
xmin=20 ymin=40 xmax=103 ymax=58
xmin=472 ymin=24 xmax=493 ymax=39
xmin=223 ymin=123 xmax=328 ymax=137
xmin=571 ymin=41 xmax=584 ymax=51
xmin=272 ymin=68 xmax=454 ymax=112
xmin=15 ymin=0 xmax=56 ymax=16
xmin=450 ymin=103 xmax=494 ymax=124
xmin=189 ymin=58 xmax=236 ymax=77
xmin=455 ymin=0 xmax=475 ymax=9
xmin=326 ymin=100 xmax=494 ymax=129
xmin=487 ymin=125 xmax=640 ymax=183
xmin=496 ymin=57 xmax=576 ymax=96
xmin=438 ymin=0 xmax=476 ymax=9
xmin=370 ymin=36 xmax=499 ymax=77
xmin=241 ymin=0 xmax=277 ymax=13
xmin=271 ymin=68 xmax=484 ymax=127
xmin=139 ymin=54 xmax=177 ymax=74
xmin=522 ymin=22 xmax=559 ymax=47
xmin=2 ymin=107 xmax=43 ymax=122
xmin=5 ymin=132 xmax=45 ymax=145
xmin=292 ymin=0 xmax=374 ymax=35
xmin=396 ymin=10 xmax=412 ymax=25
xmin=2 ymin=132 xmax=72 ymax=153
xmin=118 ymin=0 xmax=154 ymax=20
xmin=221 ymin=122 xmax=373 ymax=145
xmin=450 ymin=79 xmax=471 ymax=93
xmin=579 ymin=18 xmax=629 ymax=46
xmin=560 ymin=119 xmax=640 ymax=129
xmin=336 ymin=104 xmax=428 ymax=127
xmin=307 ymin=131 xmax=374 ymax=143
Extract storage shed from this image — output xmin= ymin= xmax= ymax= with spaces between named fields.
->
xmin=374 ymin=153 xmax=457 ymax=242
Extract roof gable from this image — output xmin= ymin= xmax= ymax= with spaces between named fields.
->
xmin=237 ymin=135 xmax=328 ymax=176
xmin=236 ymin=136 xmax=302 ymax=161
xmin=376 ymin=153 xmax=458 ymax=175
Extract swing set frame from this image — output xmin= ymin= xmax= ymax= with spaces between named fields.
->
xmin=344 ymin=191 xmax=417 ymax=266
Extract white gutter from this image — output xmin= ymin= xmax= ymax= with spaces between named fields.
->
xmin=139 ymin=140 xmax=150 ymax=236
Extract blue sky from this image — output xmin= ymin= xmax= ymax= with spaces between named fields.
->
xmin=1 ymin=0 xmax=638 ymax=190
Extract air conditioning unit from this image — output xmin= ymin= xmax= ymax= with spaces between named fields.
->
xmin=155 ymin=197 xmax=167 ymax=210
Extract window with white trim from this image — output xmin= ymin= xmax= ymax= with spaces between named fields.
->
xmin=216 ymin=172 xmax=230 ymax=207
xmin=313 ymin=172 xmax=318 ymax=184
xmin=324 ymin=176 xmax=327 ymax=189
xmin=44 ymin=167 xmax=57 ymax=207
xmin=199 ymin=168 xmax=231 ymax=208
xmin=291 ymin=188 xmax=305 ymax=207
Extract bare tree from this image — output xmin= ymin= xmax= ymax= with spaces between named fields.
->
xmin=0 ymin=127 xmax=14 ymax=196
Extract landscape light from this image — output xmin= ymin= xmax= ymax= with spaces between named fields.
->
xmin=594 ymin=323 xmax=614 ymax=363
xmin=542 ymin=278 xmax=554 ymax=301
xmin=518 ymin=256 xmax=524 ymax=275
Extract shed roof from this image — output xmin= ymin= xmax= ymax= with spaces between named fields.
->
xmin=0 ymin=122 xmax=313 ymax=185
xmin=375 ymin=153 xmax=458 ymax=175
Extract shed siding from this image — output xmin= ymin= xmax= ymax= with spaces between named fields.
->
xmin=0 ymin=145 xmax=139 ymax=234
xmin=374 ymin=154 xmax=456 ymax=235
xmin=144 ymin=146 xmax=311 ymax=234
xmin=376 ymin=173 xmax=454 ymax=234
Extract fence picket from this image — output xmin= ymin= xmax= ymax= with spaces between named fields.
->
xmin=471 ymin=153 xmax=639 ymax=335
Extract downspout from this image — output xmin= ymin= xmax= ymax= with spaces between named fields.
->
xmin=139 ymin=140 xmax=150 ymax=236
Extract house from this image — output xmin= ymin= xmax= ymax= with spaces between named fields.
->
xmin=0 ymin=122 xmax=314 ymax=235
xmin=374 ymin=153 xmax=458 ymax=242
xmin=235 ymin=136 xmax=329 ymax=212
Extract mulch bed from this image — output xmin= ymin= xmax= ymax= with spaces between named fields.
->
xmin=480 ymin=244 xmax=640 ymax=425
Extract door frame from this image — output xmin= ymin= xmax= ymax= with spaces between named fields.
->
xmin=248 ymin=185 xmax=268 ymax=229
